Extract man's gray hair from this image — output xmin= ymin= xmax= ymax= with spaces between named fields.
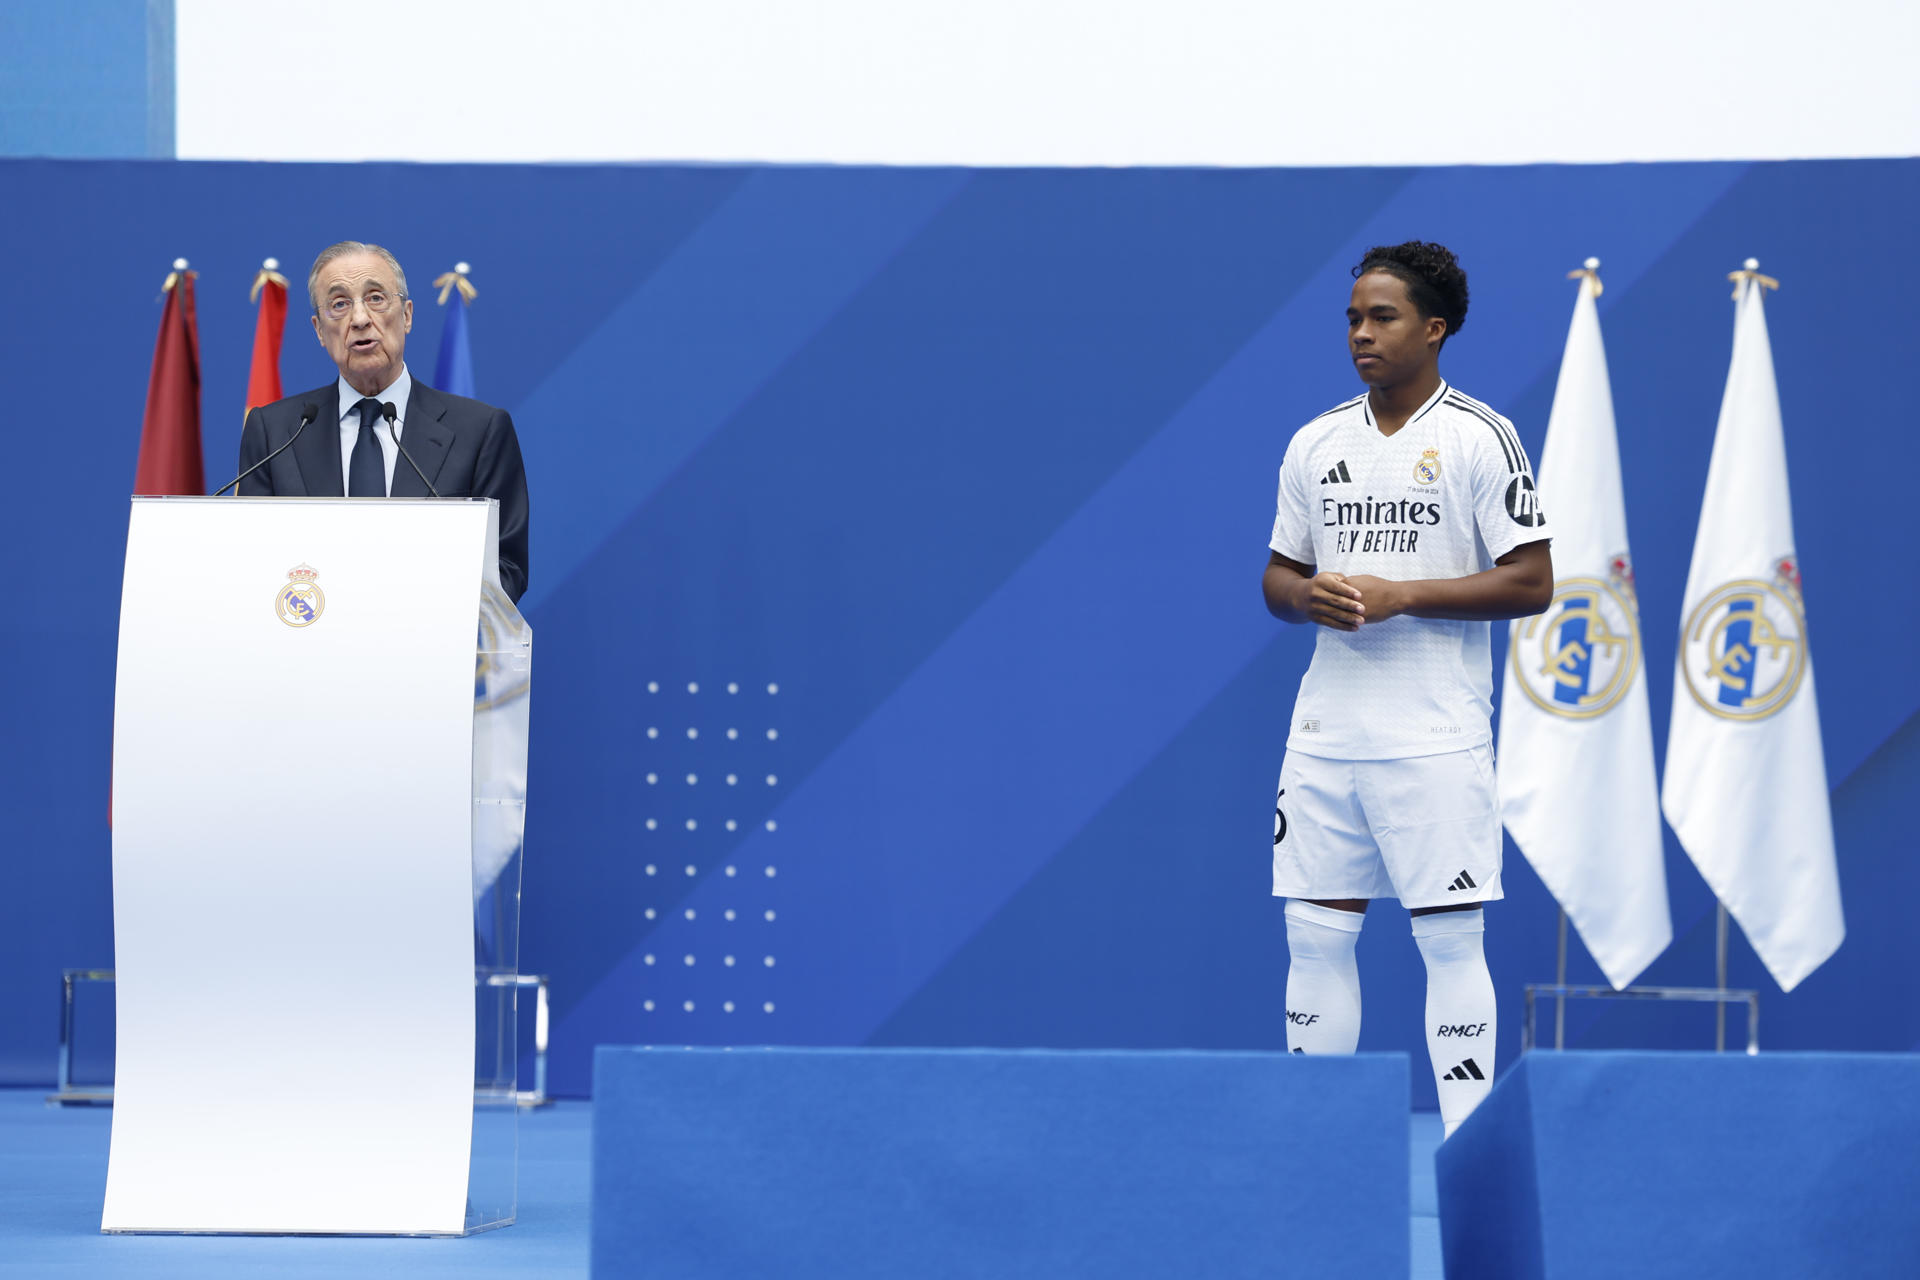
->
xmin=307 ymin=241 xmax=409 ymax=311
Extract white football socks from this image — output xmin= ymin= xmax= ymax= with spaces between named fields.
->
xmin=1412 ymin=909 xmax=1496 ymax=1138
xmin=1283 ymin=900 xmax=1364 ymax=1055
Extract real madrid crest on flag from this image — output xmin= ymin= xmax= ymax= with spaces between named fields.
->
xmin=1509 ymin=555 xmax=1641 ymax=720
xmin=1679 ymin=556 xmax=1807 ymax=720
xmin=275 ymin=564 xmax=326 ymax=628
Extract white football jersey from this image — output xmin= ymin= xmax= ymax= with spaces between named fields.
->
xmin=1269 ymin=380 xmax=1548 ymax=760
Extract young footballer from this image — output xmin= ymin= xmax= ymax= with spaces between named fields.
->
xmin=1263 ymin=242 xmax=1552 ymax=1137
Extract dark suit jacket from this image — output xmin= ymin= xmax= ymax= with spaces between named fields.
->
xmin=237 ymin=381 xmax=530 ymax=603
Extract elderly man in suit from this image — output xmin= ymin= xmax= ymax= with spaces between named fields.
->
xmin=237 ymin=241 xmax=530 ymax=602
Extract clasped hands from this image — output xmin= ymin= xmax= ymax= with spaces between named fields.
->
xmin=1302 ymin=571 xmax=1408 ymax=631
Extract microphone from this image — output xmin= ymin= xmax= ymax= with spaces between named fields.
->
xmin=214 ymin=402 xmax=318 ymax=496
xmin=382 ymin=402 xmax=442 ymax=498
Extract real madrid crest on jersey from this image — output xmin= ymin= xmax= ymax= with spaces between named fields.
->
xmin=275 ymin=564 xmax=326 ymax=628
xmin=1413 ymin=448 xmax=1441 ymax=486
xmin=1510 ymin=553 xmax=1641 ymax=719
xmin=1680 ymin=556 xmax=1808 ymax=720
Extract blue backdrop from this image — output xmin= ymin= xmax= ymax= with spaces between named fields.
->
xmin=2 ymin=158 xmax=1915 ymax=1109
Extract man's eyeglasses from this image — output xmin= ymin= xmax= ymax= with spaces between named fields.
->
xmin=321 ymin=290 xmax=406 ymax=321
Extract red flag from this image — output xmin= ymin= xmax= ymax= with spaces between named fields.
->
xmin=246 ymin=258 xmax=290 ymax=415
xmin=133 ymin=260 xmax=204 ymax=495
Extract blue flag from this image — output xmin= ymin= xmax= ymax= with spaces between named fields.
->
xmin=434 ymin=269 xmax=475 ymax=398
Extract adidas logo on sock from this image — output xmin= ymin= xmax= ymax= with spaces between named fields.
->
xmin=1442 ymin=1059 xmax=1485 ymax=1082
xmin=1319 ymin=461 xmax=1353 ymax=485
xmin=1446 ymin=870 xmax=1478 ymax=892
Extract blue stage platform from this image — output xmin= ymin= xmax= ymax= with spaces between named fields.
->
xmin=0 ymin=1088 xmax=1446 ymax=1277
xmin=595 ymin=1047 xmax=1411 ymax=1279
xmin=1438 ymin=1052 xmax=1920 ymax=1280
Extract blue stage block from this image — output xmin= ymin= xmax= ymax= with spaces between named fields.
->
xmin=592 ymin=1046 xmax=1408 ymax=1279
xmin=1437 ymin=1051 xmax=1920 ymax=1280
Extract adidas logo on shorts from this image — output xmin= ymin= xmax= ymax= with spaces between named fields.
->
xmin=1442 ymin=1059 xmax=1485 ymax=1082
xmin=1446 ymin=870 xmax=1478 ymax=892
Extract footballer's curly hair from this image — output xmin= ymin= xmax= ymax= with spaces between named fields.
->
xmin=1352 ymin=242 xmax=1469 ymax=345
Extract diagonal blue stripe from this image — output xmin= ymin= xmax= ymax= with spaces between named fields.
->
xmin=515 ymin=167 xmax=971 ymax=611
xmin=561 ymin=163 xmax=1752 ymax=1049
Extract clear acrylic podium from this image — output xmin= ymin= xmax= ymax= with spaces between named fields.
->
xmin=103 ymin=496 xmax=530 ymax=1236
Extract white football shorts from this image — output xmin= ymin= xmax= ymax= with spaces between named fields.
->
xmin=1270 ymin=744 xmax=1503 ymax=910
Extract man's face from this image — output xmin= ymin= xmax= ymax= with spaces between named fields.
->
xmin=1347 ymin=270 xmax=1445 ymax=389
xmin=311 ymin=250 xmax=412 ymax=396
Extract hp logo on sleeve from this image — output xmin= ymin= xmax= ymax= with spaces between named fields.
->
xmin=1505 ymin=475 xmax=1545 ymax=527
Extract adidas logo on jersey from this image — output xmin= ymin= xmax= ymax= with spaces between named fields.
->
xmin=1319 ymin=461 xmax=1353 ymax=485
xmin=1442 ymin=1059 xmax=1486 ymax=1082
xmin=1446 ymin=870 xmax=1478 ymax=892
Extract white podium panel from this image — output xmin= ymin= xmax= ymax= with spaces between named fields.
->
xmin=104 ymin=497 xmax=504 ymax=1235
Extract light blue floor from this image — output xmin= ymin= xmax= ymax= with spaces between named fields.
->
xmin=0 ymin=1091 xmax=589 ymax=1278
xmin=0 ymin=1090 xmax=1444 ymax=1277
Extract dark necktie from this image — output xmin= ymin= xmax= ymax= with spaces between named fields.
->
xmin=348 ymin=397 xmax=386 ymax=497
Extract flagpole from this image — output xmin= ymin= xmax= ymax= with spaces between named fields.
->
xmin=1555 ymin=907 xmax=1568 ymax=1049
xmin=1715 ymin=902 xmax=1729 ymax=1051
xmin=1710 ymin=265 xmax=1751 ymax=1057
xmin=1703 ymin=257 xmax=1779 ymax=1054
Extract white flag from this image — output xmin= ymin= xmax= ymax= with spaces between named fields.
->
xmin=1661 ymin=270 xmax=1842 ymax=992
xmin=1499 ymin=268 xmax=1671 ymax=989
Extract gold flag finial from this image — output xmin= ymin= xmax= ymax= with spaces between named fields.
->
xmin=250 ymin=256 xmax=290 ymax=304
xmin=161 ymin=257 xmax=193 ymax=293
xmin=1566 ymin=256 xmax=1603 ymax=297
xmin=1727 ymin=257 xmax=1780 ymax=300
xmin=433 ymin=262 xmax=478 ymax=306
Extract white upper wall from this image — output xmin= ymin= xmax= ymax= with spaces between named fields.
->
xmin=178 ymin=0 xmax=1920 ymax=166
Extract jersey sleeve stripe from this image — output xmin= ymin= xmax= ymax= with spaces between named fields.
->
xmin=1453 ymin=394 xmax=1529 ymax=476
xmin=1445 ymin=394 xmax=1519 ymax=473
xmin=1448 ymin=390 xmax=1533 ymax=474
xmin=1304 ymin=394 xmax=1367 ymax=426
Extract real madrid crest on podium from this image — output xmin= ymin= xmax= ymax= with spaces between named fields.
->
xmin=276 ymin=563 xmax=326 ymax=628
xmin=1680 ymin=555 xmax=1807 ymax=720
xmin=1509 ymin=552 xmax=1641 ymax=719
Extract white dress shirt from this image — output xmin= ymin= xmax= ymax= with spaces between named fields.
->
xmin=337 ymin=365 xmax=412 ymax=495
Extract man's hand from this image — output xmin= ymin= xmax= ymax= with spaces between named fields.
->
xmin=1340 ymin=575 xmax=1410 ymax=624
xmin=1264 ymin=554 xmax=1370 ymax=630
xmin=1303 ymin=571 xmax=1366 ymax=631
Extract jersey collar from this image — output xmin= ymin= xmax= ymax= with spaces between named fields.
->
xmin=1361 ymin=379 xmax=1450 ymax=432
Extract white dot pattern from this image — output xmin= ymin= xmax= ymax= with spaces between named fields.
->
xmin=634 ymin=677 xmax=788 ymax=1025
